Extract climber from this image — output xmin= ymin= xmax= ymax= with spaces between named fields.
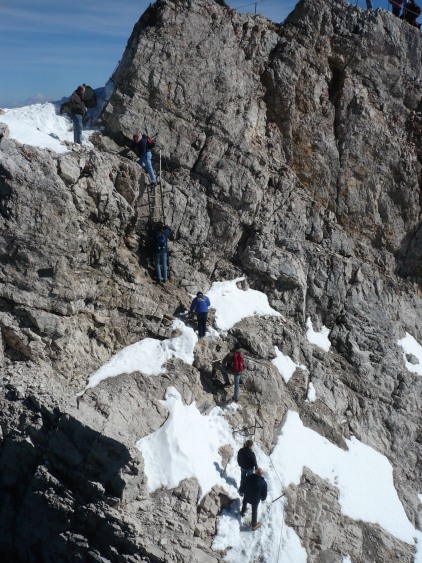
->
xmin=403 ymin=0 xmax=422 ymax=27
xmin=154 ymin=222 xmax=172 ymax=284
xmin=69 ymin=85 xmax=87 ymax=144
xmin=132 ymin=133 xmax=157 ymax=185
xmin=237 ymin=440 xmax=258 ymax=490
xmin=239 ymin=468 xmax=267 ymax=531
xmin=366 ymin=0 xmax=373 ymax=9
xmin=219 ymin=343 xmax=246 ymax=402
xmin=389 ymin=0 xmax=404 ymax=17
xmin=189 ymin=291 xmax=210 ymax=338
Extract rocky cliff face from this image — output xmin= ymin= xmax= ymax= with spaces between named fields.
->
xmin=1 ymin=0 xmax=422 ymax=561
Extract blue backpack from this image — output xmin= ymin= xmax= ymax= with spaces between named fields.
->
xmin=155 ymin=231 xmax=167 ymax=251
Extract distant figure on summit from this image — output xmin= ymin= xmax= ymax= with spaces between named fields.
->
xmin=403 ymin=0 xmax=422 ymax=27
xmin=189 ymin=291 xmax=210 ymax=338
xmin=389 ymin=0 xmax=404 ymax=17
xmin=154 ymin=222 xmax=171 ymax=285
xmin=69 ymin=85 xmax=87 ymax=144
xmin=132 ymin=133 xmax=157 ymax=185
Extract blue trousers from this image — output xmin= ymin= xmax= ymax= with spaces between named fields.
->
xmin=72 ymin=114 xmax=83 ymax=144
xmin=140 ymin=150 xmax=156 ymax=183
xmin=155 ymin=250 xmax=168 ymax=282
xmin=233 ymin=374 xmax=240 ymax=401
xmin=220 ymin=368 xmax=240 ymax=399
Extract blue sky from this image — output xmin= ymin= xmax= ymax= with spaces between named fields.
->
xmin=0 ymin=0 xmax=389 ymax=108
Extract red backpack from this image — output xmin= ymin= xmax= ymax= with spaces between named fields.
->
xmin=232 ymin=352 xmax=244 ymax=373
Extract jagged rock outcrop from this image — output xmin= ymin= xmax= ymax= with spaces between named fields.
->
xmin=1 ymin=0 xmax=422 ymax=561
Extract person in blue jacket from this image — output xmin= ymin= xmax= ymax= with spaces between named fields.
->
xmin=239 ymin=468 xmax=267 ymax=531
xmin=189 ymin=291 xmax=210 ymax=338
xmin=154 ymin=222 xmax=171 ymax=284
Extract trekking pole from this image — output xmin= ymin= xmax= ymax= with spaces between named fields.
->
xmin=271 ymin=492 xmax=286 ymax=504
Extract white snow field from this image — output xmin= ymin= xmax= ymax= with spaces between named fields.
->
xmin=138 ymin=392 xmax=422 ymax=562
xmin=1 ymin=102 xmax=93 ymax=153
xmin=1 ymin=80 xmax=114 ymax=153
xmin=78 ymin=276 xmax=422 ymax=561
xmin=84 ymin=278 xmax=283 ymax=390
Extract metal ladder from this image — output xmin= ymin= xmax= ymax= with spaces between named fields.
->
xmin=140 ymin=150 xmax=166 ymax=228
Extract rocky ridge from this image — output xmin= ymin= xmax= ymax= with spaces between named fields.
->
xmin=1 ymin=0 xmax=422 ymax=561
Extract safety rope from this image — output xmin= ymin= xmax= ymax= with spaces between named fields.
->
xmin=388 ymin=0 xmax=422 ymax=18
xmin=230 ymin=0 xmax=269 ymax=13
xmin=269 ymin=454 xmax=286 ymax=562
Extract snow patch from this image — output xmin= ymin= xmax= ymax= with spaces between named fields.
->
xmin=208 ymin=277 xmax=281 ymax=331
xmin=306 ymin=317 xmax=331 ymax=352
xmin=305 ymin=382 xmax=316 ymax=402
xmin=271 ymin=346 xmax=307 ymax=383
xmin=85 ymin=320 xmax=197 ymax=389
xmin=271 ymin=411 xmax=416 ymax=545
xmin=137 ymin=386 xmax=236 ymax=496
xmin=397 ymin=332 xmax=422 ymax=376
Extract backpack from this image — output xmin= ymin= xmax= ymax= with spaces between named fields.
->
xmin=232 ymin=352 xmax=244 ymax=373
xmin=147 ymin=137 xmax=156 ymax=149
xmin=82 ymin=85 xmax=97 ymax=108
xmin=60 ymin=101 xmax=72 ymax=115
xmin=155 ymin=231 xmax=167 ymax=251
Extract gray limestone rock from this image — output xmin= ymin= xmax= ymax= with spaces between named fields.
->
xmin=1 ymin=0 xmax=422 ymax=561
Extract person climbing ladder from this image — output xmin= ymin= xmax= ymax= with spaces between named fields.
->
xmin=154 ymin=222 xmax=171 ymax=285
xmin=132 ymin=133 xmax=157 ymax=185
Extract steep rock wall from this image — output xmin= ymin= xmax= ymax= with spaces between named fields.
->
xmin=1 ymin=0 xmax=422 ymax=561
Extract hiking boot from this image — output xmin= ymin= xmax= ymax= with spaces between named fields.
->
xmin=232 ymin=397 xmax=238 ymax=403
xmin=251 ymin=522 xmax=261 ymax=531
xmin=223 ymin=383 xmax=232 ymax=387
xmin=240 ymin=510 xmax=246 ymax=517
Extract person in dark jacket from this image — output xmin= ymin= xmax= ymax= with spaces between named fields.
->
xmin=403 ymin=0 xmax=421 ymax=27
xmin=189 ymin=291 xmax=210 ymax=338
xmin=389 ymin=0 xmax=404 ymax=17
xmin=239 ymin=468 xmax=267 ymax=530
xmin=154 ymin=222 xmax=171 ymax=284
xmin=132 ymin=133 xmax=157 ymax=185
xmin=69 ymin=85 xmax=87 ymax=144
xmin=237 ymin=440 xmax=257 ymax=489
